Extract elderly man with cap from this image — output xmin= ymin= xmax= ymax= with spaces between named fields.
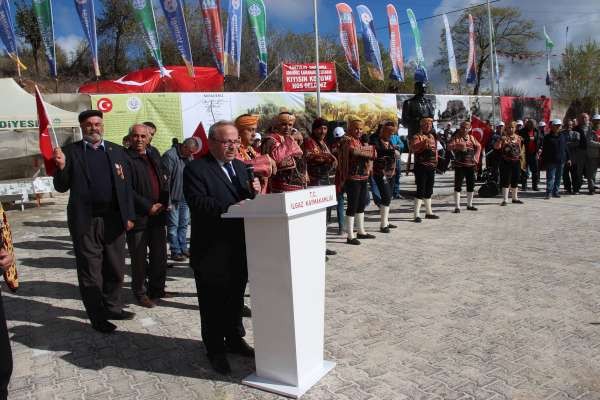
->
xmin=234 ymin=114 xmax=276 ymax=194
xmin=261 ymin=112 xmax=307 ymax=192
xmin=53 ymin=110 xmax=136 ymax=333
xmin=542 ymin=119 xmax=570 ymax=199
xmin=577 ymin=113 xmax=600 ymax=194
xmin=562 ymin=119 xmax=584 ymax=194
xmin=335 ymin=118 xmax=377 ymax=244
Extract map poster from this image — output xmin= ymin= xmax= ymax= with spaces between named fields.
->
xmin=91 ymin=93 xmax=183 ymax=154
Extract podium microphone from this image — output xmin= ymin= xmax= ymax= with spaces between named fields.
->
xmin=246 ymin=165 xmax=256 ymax=193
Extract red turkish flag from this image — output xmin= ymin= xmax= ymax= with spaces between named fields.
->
xmin=470 ymin=115 xmax=493 ymax=150
xmin=192 ymin=122 xmax=210 ymax=159
xmin=78 ymin=66 xmax=224 ymax=94
xmin=34 ymin=86 xmax=56 ymax=176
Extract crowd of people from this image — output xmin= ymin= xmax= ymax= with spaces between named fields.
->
xmin=7 ymin=104 xmax=588 ymax=378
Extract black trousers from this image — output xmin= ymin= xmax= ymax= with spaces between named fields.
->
xmin=194 ymin=267 xmax=247 ymax=356
xmin=126 ymin=224 xmax=167 ymax=299
xmin=454 ymin=166 xmax=476 ymax=192
xmin=414 ymin=164 xmax=435 ymax=199
xmin=373 ymin=175 xmax=393 ymax=206
xmin=0 ymin=294 xmax=12 ymax=400
xmin=500 ymin=159 xmax=521 ymax=188
xmin=344 ymin=180 xmax=367 ymax=216
xmin=72 ymin=214 xmax=126 ymax=323
xmin=521 ymin=153 xmax=539 ymax=188
xmin=563 ymin=162 xmax=583 ymax=193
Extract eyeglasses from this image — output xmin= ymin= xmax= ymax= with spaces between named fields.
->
xmin=211 ymin=138 xmax=241 ymax=147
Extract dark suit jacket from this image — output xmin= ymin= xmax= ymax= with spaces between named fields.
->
xmin=53 ymin=140 xmax=135 ymax=239
xmin=125 ymin=148 xmax=170 ymax=230
xmin=183 ymin=154 xmax=255 ymax=285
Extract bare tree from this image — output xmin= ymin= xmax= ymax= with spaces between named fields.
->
xmin=436 ymin=6 xmax=540 ymax=95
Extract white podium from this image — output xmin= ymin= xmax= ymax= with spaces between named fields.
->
xmin=223 ymin=186 xmax=337 ymax=398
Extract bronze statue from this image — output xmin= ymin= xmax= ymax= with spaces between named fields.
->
xmin=401 ymin=82 xmax=435 ymax=138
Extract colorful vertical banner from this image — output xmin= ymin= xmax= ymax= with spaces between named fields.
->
xmin=32 ymin=0 xmax=57 ymax=78
xmin=246 ymin=0 xmax=267 ymax=79
xmin=131 ymin=0 xmax=166 ymax=75
xmin=0 ymin=0 xmax=25 ymax=70
xmin=466 ymin=14 xmax=477 ymax=85
xmin=406 ymin=8 xmax=427 ymax=82
xmin=200 ymin=0 xmax=225 ymax=75
xmin=224 ymin=0 xmax=242 ymax=77
xmin=356 ymin=5 xmax=383 ymax=81
xmin=335 ymin=3 xmax=360 ymax=81
xmin=386 ymin=4 xmax=403 ymax=82
xmin=544 ymin=26 xmax=554 ymax=86
xmin=159 ymin=0 xmax=194 ymax=76
xmin=442 ymin=14 xmax=458 ymax=84
xmin=74 ymin=0 xmax=99 ymax=77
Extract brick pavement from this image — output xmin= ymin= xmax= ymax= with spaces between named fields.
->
xmin=3 ymin=172 xmax=600 ymax=399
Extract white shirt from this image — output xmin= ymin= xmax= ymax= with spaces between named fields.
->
xmin=217 ymin=159 xmax=235 ymax=182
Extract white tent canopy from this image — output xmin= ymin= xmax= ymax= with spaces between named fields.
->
xmin=0 ymin=78 xmax=79 ymax=130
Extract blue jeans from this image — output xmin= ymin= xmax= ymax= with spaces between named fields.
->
xmin=392 ymin=159 xmax=401 ymax=196
xmin=546 ymin=163 xmax=564 ymax=196
xmin=369 ymin=176 xmax=381 ymax=207
xmin=336 ymin=191 xmax=345 ymax=230
xmin=167 ymin=201 xmax=190 ymax=255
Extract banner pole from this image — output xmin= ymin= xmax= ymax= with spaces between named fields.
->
xmin=486 ymin=0 xmax=496 ymax=122
xmin=252 ymin=62 xmax=281 ymax=92
xmin=313 ymin=0 xmax=321 ymax=117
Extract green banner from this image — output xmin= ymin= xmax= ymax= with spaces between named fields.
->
xmin=131 ymin=0 xmax=164 ymax=72
xmin=407 ymin=8 xmax=427 ymax=82
xmin=32 ymin=0 xmax=57 ymax=77
xmin=246 ymin=0 xmax=267 ymax=79
xmin=91 ymin=93 xmax=183 ymax=154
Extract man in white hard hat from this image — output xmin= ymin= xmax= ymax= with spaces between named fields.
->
xmin=331 ymin=126 xmax=346 ymax=235
xmin=541 ymin=119 xmax=570 ymax=198
xmin=539 ymin=121 xmax=547 ymax=133
xmin=577 ymin=113 xmax=600 ymax=194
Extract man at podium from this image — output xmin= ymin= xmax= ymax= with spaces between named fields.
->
xmin=183 ymin=121 xmax=261 ymax=375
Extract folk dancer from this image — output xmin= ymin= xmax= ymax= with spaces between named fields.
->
xmin=447 ymin=121 xmax=482 ymax=213
xmin=410 ymin=118 xmax=439 ymax=222
xmin=262 ymin=112 xmax=307 ymax=192
xmin=495 ymin=121 xmax=524 ymax=205
xmin=335 ymin=118 xmax=377 ymax=245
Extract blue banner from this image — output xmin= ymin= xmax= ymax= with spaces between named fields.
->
xmin=224 ymin=0 xmax=242 ymax=77
xmin=356 ymin=4 xmax=383 ymax=81
xmin=159 ymin=0 xmax=194 ymax=76
xmin=74 ymin=0 xmax=99 ymax=76
xmin=0 ymin=0 xmax=17 ymax=57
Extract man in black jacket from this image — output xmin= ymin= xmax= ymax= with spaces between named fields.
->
xmin=519 ymin=120 xmax=544 ymax=191
xmin=125 ymin=124 xmax=170 ymax=308
xmin=577 ymin=113 xmax=600 ymax=194
xmin=53 ymin=110 xmax=136 ymax=334
xmin=183 ymin=121 xmax=261 ymax=375
xmin=542 ymin=119 xmax=570 ymax=199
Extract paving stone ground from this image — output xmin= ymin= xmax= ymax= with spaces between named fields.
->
xmin=3 ymin=171 xmax=600 ymax=400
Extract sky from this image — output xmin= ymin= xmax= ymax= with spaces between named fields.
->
xmin=33 ymin=0 xmax=600 ymax=95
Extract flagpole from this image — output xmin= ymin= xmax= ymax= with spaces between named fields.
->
xmin=313 ymin=0 xmax=322 ymax=117
xmin=486 ymin=0 xmax=496 ymax=123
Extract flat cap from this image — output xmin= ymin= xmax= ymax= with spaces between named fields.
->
xmin=78 ymin=109 xmax=103 ymax=123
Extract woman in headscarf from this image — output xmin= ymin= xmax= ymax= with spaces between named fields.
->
xmin=494 ymin=121 xmax=524 ymax=205
xmin=234 ymin=114 xmax=276 ymax=194
xmin=409 ymin=118 xmax=439 ymax=222
xmin=335 ymin=118 xmax=377 ymax=245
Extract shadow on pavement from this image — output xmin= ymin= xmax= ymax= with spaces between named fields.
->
xmin=18 ymin=256 xmax=75 ymax=270
xmin=6 ymin=295 xmax=253 ymax=382
xmin=22 ymin=220 xmax=68 ymax=229
xmin=13 ymin=240 xmax=73 ymax=251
